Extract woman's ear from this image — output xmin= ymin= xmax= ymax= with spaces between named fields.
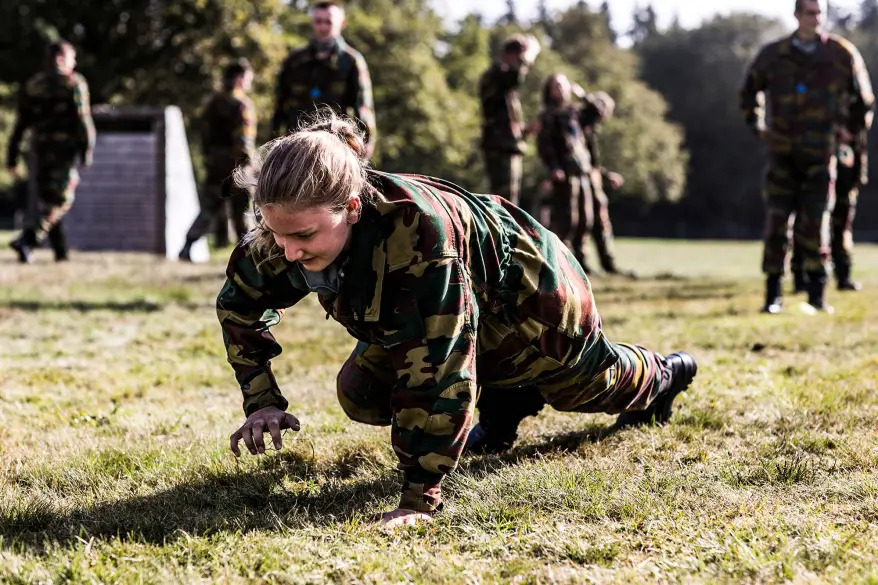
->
xmin=346 ymin=195 xmax=361 ymax=224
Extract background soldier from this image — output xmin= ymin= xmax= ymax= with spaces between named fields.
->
xmin=739 ymin=0 xmax=874 ymax=313
xmin=179 ymin=59 xmax=257 ymax=261
xmin=271 ymin=1 xmax=376 ymax=157
xmin=579 ymin=89 xmax=635 ymax=277
xmin=478 ymin=34 xmax=540 ymax=205
xmin=7 ymin=39 xmax=95 ymax=263
xmin=791 ymin=128 xmax=871 ymax=292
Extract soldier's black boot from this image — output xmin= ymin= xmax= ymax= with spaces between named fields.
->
xmin=48 ymin=223 xmax=69 ymax=262
xmin=9 ymin=229 xmax=36 ymax=264
xmin=806 ymin=271 xmax=834 ymax=313
xmin=178 ymin=239 xmax=195 ymax=262
xmin=761 ymin=274 xmax=783 ymax=314
xmin=792 ymin=269 xmax=808 ymax=294
xmin=616 ymin=352 xmax=698 ymax=427
xmin=465 ymin=387 xmax=546 ymax=454
xmin=835 ymin=265 xmax=861 ymax=292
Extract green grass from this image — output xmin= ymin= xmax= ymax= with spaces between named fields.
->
xmin=1 ymin=234 xmax=877 ymax=584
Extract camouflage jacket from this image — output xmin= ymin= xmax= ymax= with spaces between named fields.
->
xmin=217 ymin=172 xmax=614 ymax=512
xmin=201 ymin=88 xmax=257 ymax=168
xmin=740 ymin=33 xmax=875 ymax=160
xmin=271 ymin=37 xmax=376 ymax=144
xmin=6 ymin=68 xmax=96 ymax=167
xmin=537 ymin=104 xmax=592 ymax=177
xmin=478 ymin=61 xmax=527 ymax=154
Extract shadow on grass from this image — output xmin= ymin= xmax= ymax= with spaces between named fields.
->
xmin=0 ymin=299 xmax=163 ymax=313
xmin=0 ymin=423 xmax=626 ymax=550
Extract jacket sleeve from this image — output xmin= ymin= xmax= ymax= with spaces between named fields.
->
xmin=216 ymin=244 xmax=309 ymax=416
xmin=73 ymin=75 xmax=96 ymax=165
xmin=846 ymin=44 xmax=875 ymax=135
xmin=739 ymin=47 xmax=768 ymax=135
xmin=6 ymin=84 xmax=33 ymax=168
xmin=235 ymin=98 xmax=257 ymax=163
xmin=384 ymin=257 xmax=478 ymax=513
xmin=349 ymin=53 xmax=377 ymax=148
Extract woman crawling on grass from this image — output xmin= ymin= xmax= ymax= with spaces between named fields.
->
xmin=219 ymin=112 xmax=697 ymax=528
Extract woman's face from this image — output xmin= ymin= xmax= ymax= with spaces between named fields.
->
xmin=548 ymin=75 xmax=571 ymax=103
xmin=260 ymin=200 xmax=357 ymax=272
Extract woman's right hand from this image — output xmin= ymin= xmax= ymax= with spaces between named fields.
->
xmin=229 ymin=405 xmax=300 ymax=456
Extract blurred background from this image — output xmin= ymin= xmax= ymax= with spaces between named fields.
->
xmin=0 ymin=0 xmax=875 ymax=240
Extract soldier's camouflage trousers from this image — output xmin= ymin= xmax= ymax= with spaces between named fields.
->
xmin=26 ymin=155 xmax=79 ymax=244
xmin=185 ymin=170 xmax=251 ymax=246
xmin=791 ymin=157 xmax=859 ymax=275
xmin=762 ymin=153 xmax=835 ymax=277
xmin=587 ymin=169 xmax=617 ymax=272
xmin=549 ymin=173 xmax=593 ymax=270
xmin=483 ymin=149 xmax=522 ymax=206
xmin=336 ymin=336 xmax=666 ymax=432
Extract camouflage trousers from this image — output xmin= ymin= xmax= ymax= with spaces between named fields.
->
xmin=482 ymin=149 xmax=522 ymax=206
xmin=336 ymin=334 xmax=666 ymax=431
xmin=548 ymin=174 xmax=593 ymax=270
xmin=791 ymin=159 xmax=859 ymax=273
xmin=762 ymin=153 xmax=835 ymax=277
xmin=587 ymin=169 xmax=617 ymax=272
xmin=185 ymin=172 xmax=251 ymax=246
xmin=25 ymin=154 xmax=79 ymax=244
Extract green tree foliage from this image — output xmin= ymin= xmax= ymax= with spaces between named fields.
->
xmin=637 ymin=13 xmax=786 ymax=235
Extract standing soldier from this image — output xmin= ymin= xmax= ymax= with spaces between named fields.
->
xmin=179 ymin=59 xmax=257 ymax=262
xmin=740 ymin=0 xmax=874 ymax=314
xmin=271 ymin=1 xmax=376 ymax=157
xmin=478 ymin=34 xmax=541 ymax=206
xmin=791 ymin=129 xmax=870 ymax=292
xmin=7 ymin=39 xmax=95 ymax=264
xmin=579 ymin=90 xmax=635 ymax=277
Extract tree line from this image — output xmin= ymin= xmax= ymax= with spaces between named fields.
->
xmin=0 ymin=0 xmax=876 ymax=241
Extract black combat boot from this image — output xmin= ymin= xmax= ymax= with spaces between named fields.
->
xmin=9 ymin=228 xmax=36 ymax=264
xmin=792 ymin=269 xmax=808 ymax=294
xmin=761 ymin=274 xmax=783 ymax=314
xmin=178 ymin=239 xmax=195 ymax=262
xmin=806 ymin=271 xmax=834 ymax=313
xmin=465 ymin=387 xmax=546 ymax=454
xmin=616 ymin=352 xmax=698 ymax=427
xmin=835 ymin=265 xmax=861 ymax=292
xmin=47 ymin=223 xmax=69 ymax=262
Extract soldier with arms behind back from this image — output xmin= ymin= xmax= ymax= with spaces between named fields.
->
xmin=739 ymin=0 xmax=874 ymax=313
xmin=7 ymin=40 xmax=95 ymax=263
xmin=179 ymin=58 xmax=257 ymax=261
xmin=271 ymin=1 xmax=376 ymax=157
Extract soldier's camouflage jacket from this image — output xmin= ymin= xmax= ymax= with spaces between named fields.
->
xmin=201 ymin=88 xmax=257 ymax=177
xmin=217 ymin=172 xmax=615 ymax=511
xmin=6 ymin=68 xmax=96 ymax=168
xmin=479 ymin=62 xmax=527 ymax=154
xmin=740 ymin=33 xmax=874 ymax=161
xmin=271 ymin=38 xmax=376 ymax=144
xmin=537 ymin=103 xmax=592 ymax=177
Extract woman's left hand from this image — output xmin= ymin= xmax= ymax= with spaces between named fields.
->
xmin=378 ymin=507 xmax=434 ymax=529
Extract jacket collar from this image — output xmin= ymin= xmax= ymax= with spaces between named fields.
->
xmin=340 ymin=205 xmax=386 ymax=322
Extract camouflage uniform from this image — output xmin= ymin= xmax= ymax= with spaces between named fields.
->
xmin=740 ymin=33 xmax=873 ymax=305
xmin=537 ymin=103 xmax=594 ymax=270
xmin=183 ymin=88 xmax=257 ymax=248
xmin=7 ymin=67 xmax=95 ymax=257
xmin=217 ymin=172 xmax=676 ymax=513
xmin=791 ymin=135 xmax=868 ymax=288
xmin=271 ymin=38 xmax=376 ymax=145
xmin=581 ymin=100 xmax=619 ymax=273
xmin=478 ymin=62 xmax=527 ymax=204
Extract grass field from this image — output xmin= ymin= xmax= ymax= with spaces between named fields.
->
xmin=1 ymin=235 xmax=877 ymax=584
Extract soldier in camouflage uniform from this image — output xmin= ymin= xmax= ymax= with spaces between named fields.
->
xmin=271 ymin=1 xmax=376 ymax=156
xmin=740 ymin=0 xmax=874 ymax=313
xmin=7 ymin=40 xmax=95 ymax=263
xmin=577 ymin=90 xmax=637 ymax=278
xmin=536 ymin=74 xmax=596 ymax=272
xmin=179 ymin=59 xmax=257 ymax=261
xmin=478 ymin=34 xmax=541 ymax=205
xmin=790 ymin=132 xmax=869 ymax=292
xmin=219 ymin=114 xmax=697 ymax=527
